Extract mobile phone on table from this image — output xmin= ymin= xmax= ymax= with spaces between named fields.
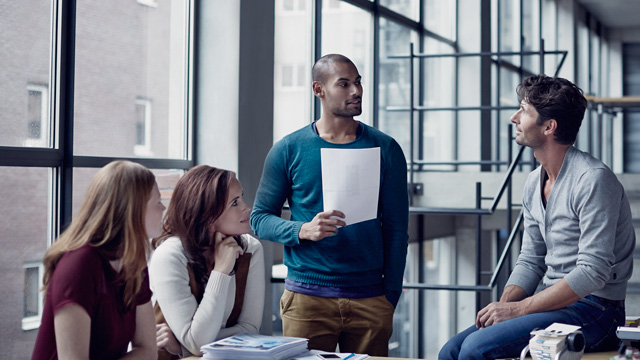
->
xmin=316 ymin=354 xmax=341 ymax=359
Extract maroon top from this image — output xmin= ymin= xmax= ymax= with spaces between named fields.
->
xmin=32 ymin=245 xmax=152 ymax=360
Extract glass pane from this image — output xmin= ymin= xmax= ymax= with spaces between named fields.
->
xmin=542 ymin=0 xmax=559 ymax=76
xmin=497 ymin=69 xmax=520 ymax=163
xmin=421 ymin=38 xmax=455 ymax=170
xmin=73 ymin=0 xmax=189 ymax=159
xmin=498 ymin=0 xmax=520 ymax=55
xmin=590 ymin=26 xmax=600 ymax=95
xmin=0 ymin=1 xmax=52 ymax=148
xmin=522 ymin=0 xmax=540 ymax=74
xmin=273 ymin=0 xmax=314 ymax=143
xmin=574 ymin=16 xmax=590 ymax=151
xmin=0 ymin=167 xmax=51 ymax=357
xmin=322 ymin=1 xmax=373 ymax=125
xmin=420 ymin=237 xmax=457 ymax=359
xmin=378 ymin=17 xmax=417 ymax=157
xmin=380 ymin=0 xmax=419 ymax=22
xmin=424 ymin=0 xmax=456 ymax=40
xmin=72 ymin=167 xmax=182 ymax=217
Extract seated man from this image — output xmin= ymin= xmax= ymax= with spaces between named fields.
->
xmin=439 ymin=75 xmax=636 ymax=360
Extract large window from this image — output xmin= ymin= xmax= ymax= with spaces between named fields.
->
xmin=0 ymin=1 xmax=194 ymax=358
xmin=321 ymin=1 xmax=374 ymax=125
xmin=273 ymin=0 xmax=624 ymax=358
xmin=378 ymin=17 xmax=417 ymax=155
xmin=273 ymin=0 xmax=314 ymax=142
xmin=273 ymin=1 xmax=458 ymax=358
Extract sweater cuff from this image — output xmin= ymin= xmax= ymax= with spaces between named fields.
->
xmin=564 ymin=269 xmax=595 ymax=298
xmin=505 ymin=267 xmax=540 ymax=296
xmin=290 ymin=221 xmax=303 ymax=246
xmin=206 ymin=270 xmax=232 ymax=294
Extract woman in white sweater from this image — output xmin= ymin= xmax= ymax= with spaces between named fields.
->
xmin=149 ymin=165 xmax=265 ymax=358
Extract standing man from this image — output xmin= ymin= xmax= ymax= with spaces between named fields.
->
xmin=439 ymin=75 xmax=636 ymax=360
xmin=251 ymin=54 xmax=409 ymax=356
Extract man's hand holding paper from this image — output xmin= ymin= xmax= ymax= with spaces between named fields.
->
xmin=298 ymin=210 xmax=346 ymax=241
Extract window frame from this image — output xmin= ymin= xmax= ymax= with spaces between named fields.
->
xmin=0 ymin=0 xmax=196 ymax=339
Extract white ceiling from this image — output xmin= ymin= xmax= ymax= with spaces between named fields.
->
xmin=576 ymin=0 xmax=640 ymax=28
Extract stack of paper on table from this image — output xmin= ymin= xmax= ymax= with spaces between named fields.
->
xmin=529 ymin=323 xmax=580 ymax=360
xmin=200 ymin=333 xmax=308 ymax=360
xmin=529 ymin=334 xmax=566 ymax=359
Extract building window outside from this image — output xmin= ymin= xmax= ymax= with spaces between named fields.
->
xmin=134 ymin=98 xmax=152 ymax=156
xmin=327 ymin=0 xmax=341 ymax=9
xmin=280 ymin=64 xmax=306 ymax=89
xmin=26 ymin=84 xmax=49 ymax=147
xmin=281 ymin=0 xmax=306 ymax=12
xmin=137 ymin=0 xmax=158 ymax=8
xmin=22 ymin=262 xmax=44 ymax=331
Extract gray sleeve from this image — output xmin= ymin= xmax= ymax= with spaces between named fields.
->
xmin=505 ymin=173 xmax=547 ymax=295
xmin=563 ymin=169 xmax=622 ymax=297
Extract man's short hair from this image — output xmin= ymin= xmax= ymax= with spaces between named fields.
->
xmin=516 ymin=75 xmax=588 ymax=145
xmin=312 ymin=54 xmax=355 ymax=83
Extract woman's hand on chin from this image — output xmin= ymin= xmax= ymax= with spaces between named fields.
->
xmin=212 ymin=232 xmax=244 ymax=275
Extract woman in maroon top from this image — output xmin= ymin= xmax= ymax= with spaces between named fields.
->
xmin=32 ymin=160 xmax=165 ymax=360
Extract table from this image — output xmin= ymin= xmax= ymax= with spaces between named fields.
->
xmin=182 ymin=356 xmax=416 ymax=360
xmin=504 ymin=352 xmax=618 ymax=359
xmin=185 ymin=352 xmax=618 ymax=359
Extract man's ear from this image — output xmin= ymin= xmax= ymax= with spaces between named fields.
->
xmin=543 ymin=119 xmax=557 ymax=136
xmin=312 ymin=81 xmax=323 ymax=98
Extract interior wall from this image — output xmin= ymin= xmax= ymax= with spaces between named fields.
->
xmin=196 ymin=0 xmax=276 ymax=334
xmin=238 ymin=0 xmax=276 ymax=335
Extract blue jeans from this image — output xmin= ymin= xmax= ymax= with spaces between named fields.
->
xmin=438 ymin=295 xmax=625 ymax=360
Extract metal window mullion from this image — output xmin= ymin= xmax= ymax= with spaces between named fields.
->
xmin=186 ymin=0 xmax=196 ymax=164
xmin=72 ymin=156 xmax=193 ymax=170
xmin=313 ymin=0 xmax=322 ymax=122
xmin=54 ymin=0 xmax=77 ymax=235
xmin=372 ymin=1 xmax=380 ymax=128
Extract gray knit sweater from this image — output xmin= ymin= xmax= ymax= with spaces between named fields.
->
xmin=506 ymin=146 xmax=635 ymax=300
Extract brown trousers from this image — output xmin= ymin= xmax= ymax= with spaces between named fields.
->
xmin=280 ymin=289 xmax=394 ymax=356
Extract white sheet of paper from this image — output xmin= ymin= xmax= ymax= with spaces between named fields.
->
xmin=544 ymin=322 xmax=581 ymax=334
xmin=321 ymin=147 xmax=380 ymax=226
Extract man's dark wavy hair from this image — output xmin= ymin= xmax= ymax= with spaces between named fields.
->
xmin=516 ymin=75 xmax=587 ymax=145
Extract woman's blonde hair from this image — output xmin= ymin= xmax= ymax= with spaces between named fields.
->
xmin=42 ymin=160 xmax=156 ymax=309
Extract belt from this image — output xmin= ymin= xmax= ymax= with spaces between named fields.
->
xmin=592 ymin=295 xmax=625 ymax=307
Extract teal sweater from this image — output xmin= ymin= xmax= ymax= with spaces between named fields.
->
xmin=250 ymin=123 xmax=409 ymax=306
